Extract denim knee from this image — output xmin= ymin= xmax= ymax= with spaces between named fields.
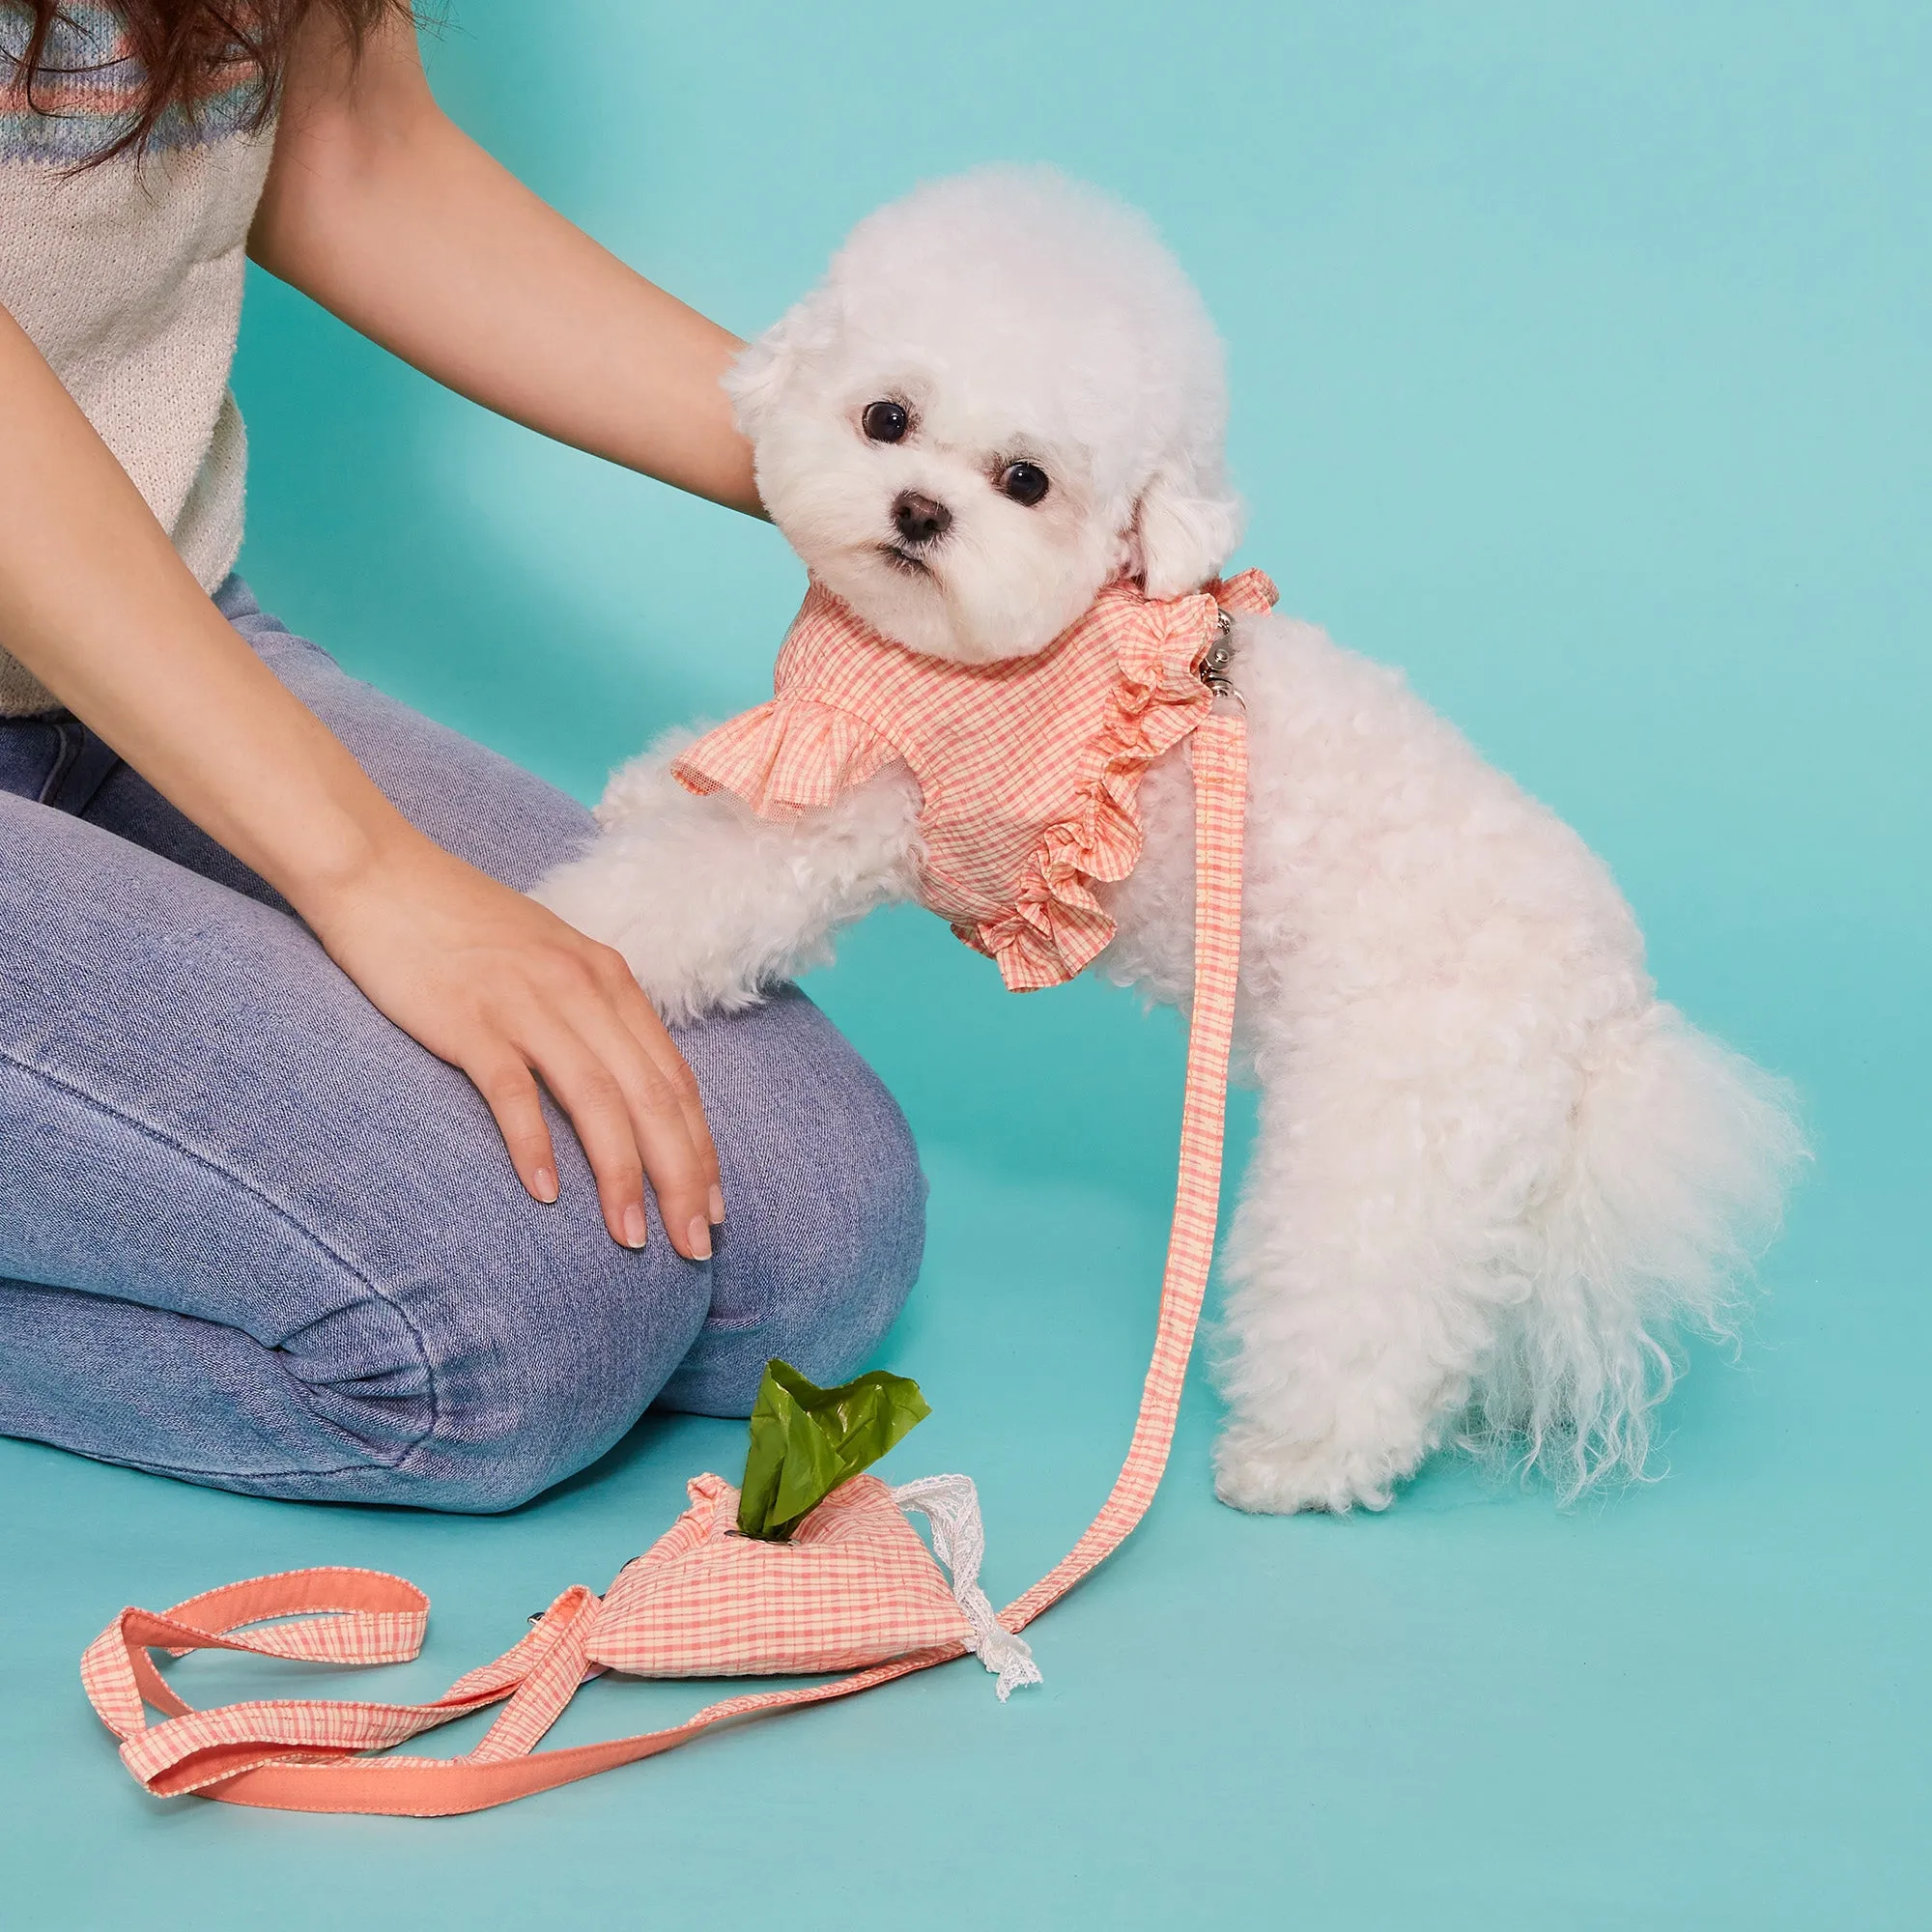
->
xmin=381 ymin=990 xmax=929 ymax=1492
xmin=656 ymin=993 xmax=928 ymax=1417
xmin=305 ymin=1187 xmax=714 ymax=1515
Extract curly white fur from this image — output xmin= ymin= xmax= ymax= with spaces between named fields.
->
xmin=534 ymin=168 xmax=1804 ymax=1513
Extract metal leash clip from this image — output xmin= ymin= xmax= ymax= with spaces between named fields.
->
xmin=1198 ymin=608 xmax=1244 ymax=707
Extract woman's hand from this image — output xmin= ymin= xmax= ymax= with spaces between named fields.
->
xmin=0 ymin=308 xmax=721 ymax=1256
xmin=305 ymin=833 xmax=724 ymax=1258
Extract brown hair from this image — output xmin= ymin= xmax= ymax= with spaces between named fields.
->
xmin=7 ymin=2 xmax=411 ymax=165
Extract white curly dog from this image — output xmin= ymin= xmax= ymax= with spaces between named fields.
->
xmin=536 ymin=168 xmax=1803 ymax=1514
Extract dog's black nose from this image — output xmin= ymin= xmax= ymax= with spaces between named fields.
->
xmin=892 ymin=491 xmax=952 ymax=546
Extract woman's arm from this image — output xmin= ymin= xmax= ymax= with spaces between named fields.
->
xmin=0 ymin=304 xmax=722 ymax=1259
xmin=250 ymin=11 xmax=760 ymax=514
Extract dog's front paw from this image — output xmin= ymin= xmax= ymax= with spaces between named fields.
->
xmin=1212 ymin=1424 xmax=1406 ymax=1515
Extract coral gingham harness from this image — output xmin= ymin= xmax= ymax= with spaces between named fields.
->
xmin=78 ymin=573 xmax=1271 ymax=1817
xmin=676 ymin=568 xmax=1277 ymax=990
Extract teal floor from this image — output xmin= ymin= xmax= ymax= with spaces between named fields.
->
xmin=6 ymin=1128 xmax=1928 ymax=1926
xmin=6 ymin=3 xmax=1929 ymax=1924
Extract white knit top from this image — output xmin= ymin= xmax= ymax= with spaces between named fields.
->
xmin=0 ymin=6 xmax=273 ymax=714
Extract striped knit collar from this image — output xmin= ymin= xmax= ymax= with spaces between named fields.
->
xmin=1 ymin=3 xmax=264 ymax=166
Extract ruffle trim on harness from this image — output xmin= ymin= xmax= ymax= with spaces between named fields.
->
xmin=969 ymin=568 xmax=1278 ymax=992
xmin=671 ymin=694 xmax=900 ymax=817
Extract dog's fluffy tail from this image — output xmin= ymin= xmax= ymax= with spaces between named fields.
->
xmin=1467 ymin=1004 xmax=1806 ymax=1496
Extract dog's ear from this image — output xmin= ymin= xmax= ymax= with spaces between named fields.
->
xmin=722 ymin=289 xmax=839 ymax=440
xmin=721 ymin=328 xmax=795 ymax=440
xmin=1129 ymin=461 xmax=1245 ymax=600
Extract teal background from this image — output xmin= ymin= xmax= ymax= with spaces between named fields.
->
xmin=4 ymin=1 xmax=1928 ymax=1924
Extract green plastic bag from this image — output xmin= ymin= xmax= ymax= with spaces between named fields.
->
xmin=736 ymin=1359 xmax=931 ymax=1541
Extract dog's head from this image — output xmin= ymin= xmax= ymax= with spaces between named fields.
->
xmin=726 ymin=168 xmax=1242 ymax=664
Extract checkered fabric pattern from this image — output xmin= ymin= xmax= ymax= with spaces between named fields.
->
xmin=676 ymin=570 xmax=1276 ymax=991
xmin=78 ymin=578 xmax=1261 ymax=1817
xmin=590 ymin=1474 xmax=971 ymax=1677
xmin=1002 ymin=708 xmax=1248 ymax=1630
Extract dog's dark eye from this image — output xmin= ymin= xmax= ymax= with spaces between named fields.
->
xmin=999 ymin=461 xmax=1050 ymax=507
xmin=862 ymin=400 xmax=909 ymax=443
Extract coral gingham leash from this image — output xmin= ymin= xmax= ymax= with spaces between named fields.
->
xmin=79 ymin=711 xmax=1248 ymax=1817
xmin=1000 ymin=707 xmax=1245 ymax=1633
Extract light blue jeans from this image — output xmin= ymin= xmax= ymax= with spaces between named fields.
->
xmin=0 ymin=581 xmax=925 ymax=1512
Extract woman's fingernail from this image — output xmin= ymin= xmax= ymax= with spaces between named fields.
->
xmin=708 ymin=1184 xmax=725 ymax=1226
xmin=687 ymin=1216 xmax=713 ymax=1262
xmin=533 ymin=1167 xmax=558 ymax=1205
xmin=622 ymin=1203 xmax=648 ymax=1249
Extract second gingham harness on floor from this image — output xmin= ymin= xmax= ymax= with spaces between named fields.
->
xmin=78 ymin=572 xmax=1272 ymax=1817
